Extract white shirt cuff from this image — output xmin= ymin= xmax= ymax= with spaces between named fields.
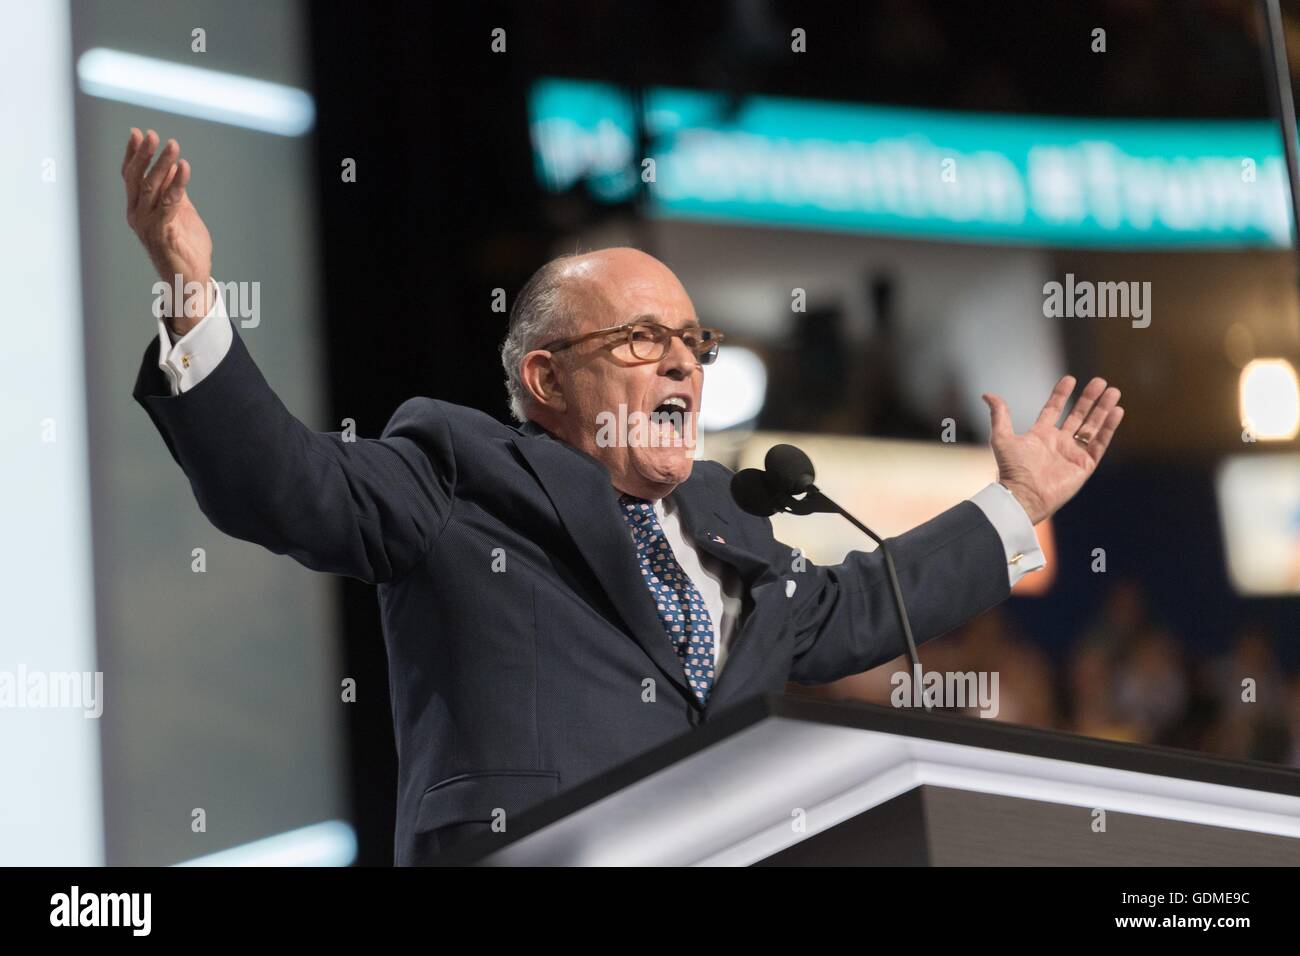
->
xmin=969 ymin=482 xmax=1046 ymax=588
xmin=155 ymin=279 xmax=233 ymax=395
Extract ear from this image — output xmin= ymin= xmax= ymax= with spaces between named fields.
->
xmin=520 ymin=349 xmax=567 ymax=414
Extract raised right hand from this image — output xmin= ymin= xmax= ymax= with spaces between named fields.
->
xmin=122 ymin=128 xmax=213 ymax=334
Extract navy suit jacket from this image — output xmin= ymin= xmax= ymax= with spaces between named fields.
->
xmin=134 ymin=327 xmax=1009 ymax=864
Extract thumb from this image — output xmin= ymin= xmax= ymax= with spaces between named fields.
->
xmin=982 ymin=393 xmax=1014 ymax=442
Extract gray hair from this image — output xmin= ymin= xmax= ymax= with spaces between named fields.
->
xmin=501 ymin=253 xmax=583 ymax=422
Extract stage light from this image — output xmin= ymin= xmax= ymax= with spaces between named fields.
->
xmin=700 ymin=345 xmax=767 ymax=431
xmin=1240 ymin=358 xmax=1300 ymax=441
xmin=76 ymin=48 xmax=315 ymax=136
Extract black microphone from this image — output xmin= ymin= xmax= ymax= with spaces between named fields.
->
xmin=764 ymin=444 xmax=815 ymax=495
xmin=730 ymin=467 xmax=785 ymax=518
xmin=729 ymin=447 xmax=826 ymax=517
xmin=729 ymin=444 xmax=925 ymax=689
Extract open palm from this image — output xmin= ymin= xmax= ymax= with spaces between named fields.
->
xmin=982 ymin=376 xmax=1124 ymax=525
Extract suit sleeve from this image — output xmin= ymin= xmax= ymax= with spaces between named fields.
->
xmin=785 ymin=501 xmax=1008 ymax=684
xmin=133 ymin=326 xmax=455 ymax=584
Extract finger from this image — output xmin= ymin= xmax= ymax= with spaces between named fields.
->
xmin=124 ymin=129 xmax=158 ymax=209
xmin=121 ymin=127 xmax=142 ymax=177
xmin=1074 ymin=386 xmax=1120 ymax=442
xmin=1061 ymin=376 xmax=1107 ymax=432
xmin=161 ymin=158 xmax=190 ymax=206
xmin=1087 ymin=405 xmax=1124 ymax=460
xmin=1034 ymin=374 xmax=1077 ymax=427
xmin=158 ymin=161 xmax=180 ymax=198
xmin=142 ymin=138 xmax=180 ymax=210
xmin=982 ymin=393 xmax=1014 ymax=441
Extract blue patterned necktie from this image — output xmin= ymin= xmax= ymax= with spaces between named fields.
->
xmin=618 ymin=494 xmax=717 ymax=705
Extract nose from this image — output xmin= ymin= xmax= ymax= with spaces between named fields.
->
xmin=660 ymin=333 xmax=698 ymax=380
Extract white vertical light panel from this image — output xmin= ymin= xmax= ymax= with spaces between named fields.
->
xmin=0 ymin=0 xmax=103 ymax=863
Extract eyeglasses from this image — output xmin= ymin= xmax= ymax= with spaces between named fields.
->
xmin=541 ymin=321 xmax=725 ymax=365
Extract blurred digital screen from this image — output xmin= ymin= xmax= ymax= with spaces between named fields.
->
xmin=530 ymin=77 xmax=1292 ymax=248
xmin=69 ymin=0 xmax=348 ymax=865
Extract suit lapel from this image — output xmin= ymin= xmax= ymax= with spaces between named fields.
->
xmin=668 ymin=473 xmax=774 ymax=587
xmin=668 ymin=478 xmax=786 ymax=714
xmin=511 ymin=429 xmax=692 ymax=703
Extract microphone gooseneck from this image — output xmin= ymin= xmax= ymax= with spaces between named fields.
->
xmin=729 ymin=445 xmax=925 ymax=694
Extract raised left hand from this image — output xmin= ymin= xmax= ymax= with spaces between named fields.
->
xmin=982 ymin=376 xmax=1124 ymax=525
xmin=122 ymin=128 xmax=214 ymax=334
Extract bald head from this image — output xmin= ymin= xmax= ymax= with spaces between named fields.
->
xmin=502 ymin=246 xmax=706 ymax=499
xmin=555 ymin=247 xmax=687 ymax=306
xmin=501 ymin=247 xmax=691 ymax=422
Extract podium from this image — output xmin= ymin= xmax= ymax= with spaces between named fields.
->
xmin=447 ymin=695 xmax=1300 ymax=866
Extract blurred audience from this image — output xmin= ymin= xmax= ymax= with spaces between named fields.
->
xmin=791 ymin=580 xmax=1299 ymax=768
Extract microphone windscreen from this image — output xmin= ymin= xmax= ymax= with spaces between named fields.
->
xmin=764 ymin=444 xmax=815 ymax=495
xmin=731 ymin=468 xmax=781 ymax=517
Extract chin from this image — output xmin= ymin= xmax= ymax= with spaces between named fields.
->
xmin=635 ymin=451 xmax=693 ymax=489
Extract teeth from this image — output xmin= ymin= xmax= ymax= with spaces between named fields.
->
xmin=660 ymin=397 xmax=687 ymax=410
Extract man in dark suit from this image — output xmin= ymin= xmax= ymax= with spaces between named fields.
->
xmin=122 ymin=129 xmax=1124 ymax=863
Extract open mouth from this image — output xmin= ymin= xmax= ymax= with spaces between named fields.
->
xmin=647 ymin=395 xmax=695 ymax=446
xmin=651 ymin=395 xmax=690 ymax=419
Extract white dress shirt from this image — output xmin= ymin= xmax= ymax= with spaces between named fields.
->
xmin=158 ymin=283 xmax=1046 ymax=675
